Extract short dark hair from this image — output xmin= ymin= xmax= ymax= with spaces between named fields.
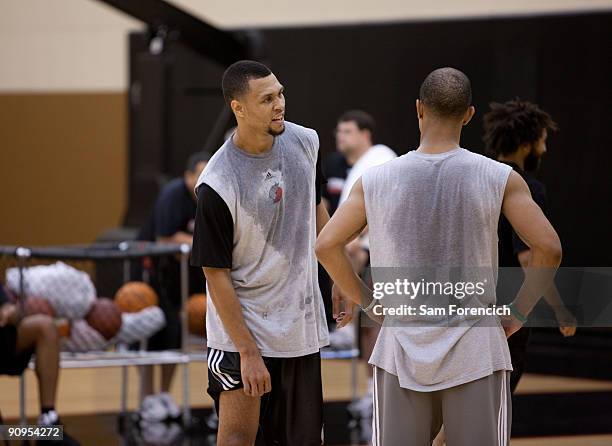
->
xmin=221 ymin=60 xmax=272 ymax=104
xmin=483 ymin=99 xmax=558 ymax=157
xmin=186 ymin=151 xmax=211 ymax=172
xmin=338 ymin=110 xmax=376 ymax=136
xmin=419 ymin=67 xmax=472 ymax=118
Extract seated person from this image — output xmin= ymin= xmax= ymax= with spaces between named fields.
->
xmin=0 ymin=284 xmax=79 ymax=445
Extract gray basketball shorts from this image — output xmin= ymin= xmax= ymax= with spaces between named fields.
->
xmin=372 ymin=367 xmax=511 ymax=446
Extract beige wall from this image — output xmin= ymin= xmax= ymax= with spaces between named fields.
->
xmin=0 ymin=93 xmax=127 ymax=245
xmin=0 ymin=0 xmax=610 ymax=91
xmin=0 ymin=2 xmax=135 ymax=245
xmin=175 ymin=0 xmax=612 ymax=27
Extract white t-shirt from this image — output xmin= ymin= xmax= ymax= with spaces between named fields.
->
xmin=339 ymin=144 xmax=397 ymax=205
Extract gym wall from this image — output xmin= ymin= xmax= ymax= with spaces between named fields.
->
xmin=259 ymin=12 xmax=612 ymax=267
xmin=0 ymin=0 xmax=139 ymax=245
xmin=0 ymin=0 xmax=610 ymax=248
xmin=0 ymin=93 xmax=127 ymax=245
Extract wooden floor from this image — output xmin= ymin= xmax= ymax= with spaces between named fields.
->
xmin=510 ymin=436 xmax=612 ymax=445
xmin=2 ymin=360 xmax=612 ymax=445
xmin=0 ymin=359 xmax=368 ymax=417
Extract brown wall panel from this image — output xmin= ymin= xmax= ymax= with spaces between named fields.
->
xmin=0 ymin=93 xmax=127 ymax=246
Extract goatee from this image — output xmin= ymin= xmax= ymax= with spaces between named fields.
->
xmin=524 ymin=152 xmax=542 ymax=172
xmin=268 ymin=125 xmax=285 ymax=136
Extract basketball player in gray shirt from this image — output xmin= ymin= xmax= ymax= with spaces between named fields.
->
xmin=191 ymin=61 xmax=330 ymax=446
xmin=316 ymin=68 xmax=562 ymax=446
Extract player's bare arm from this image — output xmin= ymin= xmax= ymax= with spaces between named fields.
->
xmin=316 ymin=178 xmax=375 ymax=322
xmin=517 ymin=250 xmax=576 ymax=337
xmin=203 ymin=267 xmax=271 ymax=397
xmin=316 ymin=202 xmax=330 ymax=235
xmin=0 ymin=303 xmax=20 ymax=327
xmin=501 ymin=171 xmax=562 ymax=335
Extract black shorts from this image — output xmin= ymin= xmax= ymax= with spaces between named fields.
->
xmin=0 ymin=325 xmax=34 ymax=376
xmin=207 ymin=348 xmax=323 ymax=446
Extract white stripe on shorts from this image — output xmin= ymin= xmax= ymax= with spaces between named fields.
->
xmin=372 ymin=367 xmax=381 ymax=446
xmin=209 ymin=349 xmax=231 ymax=390
xmin=497 ymin=372 xmax=507 ymax=446
xmin=213 ymin=349 xmax=234 ymax=390
xmin=208 ymin=348 xmax=241 ymax=391
xmin=217 ymin=351 xmax=240 ymax=386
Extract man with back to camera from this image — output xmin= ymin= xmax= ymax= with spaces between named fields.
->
xmin=433 ymin=99 xmax=577 ymax=446
xmin=136 ymin=151 xmax=209 ymax=421
xmin=316 ymin=68 xmax=562 ymax=445
xmin=190 ymin=60 xmax=330 ymax=446
xmin=483 ymin=99 xmax=576 ymax=393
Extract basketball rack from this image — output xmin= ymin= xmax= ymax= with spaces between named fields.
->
xmin=0 ymin=243 xmax=359 ymax=425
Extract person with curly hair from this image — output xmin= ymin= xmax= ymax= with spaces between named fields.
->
xmin=483 ymin=99 xmax=576 ymax=393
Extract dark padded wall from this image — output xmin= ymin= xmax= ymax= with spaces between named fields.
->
xmin=129 ymin=12 xmax=611 ymax=266
xmin=127 ymin=33 xmax=226 ymax=225
xmin=260 ymin=12 xmax=611 ymax=267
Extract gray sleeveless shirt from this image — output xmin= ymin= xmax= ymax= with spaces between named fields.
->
xmin=196 ymin=122 xmax=329 ymax=357
xmin=363 ymin=148 xmax=514 ymax=391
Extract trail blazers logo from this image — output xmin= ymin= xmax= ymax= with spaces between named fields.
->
xmin=262 ymin=169 xmax=283 ymax=204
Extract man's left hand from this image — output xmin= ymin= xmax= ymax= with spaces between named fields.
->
xmin=332 ymin=284 xmax=355 ymax=329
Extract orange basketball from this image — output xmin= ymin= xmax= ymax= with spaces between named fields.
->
xmin=114 ymin=282 xmax=158 ymax=313
xmin=86 ymin=298 xmax=122 ymax=340
xmin=55 ymin=319 xmax=71 ymax=338
xmin=187 ymin=294 xmax=207 ymax=336
xmin=24 ymin=296 xmax=55 ymax=317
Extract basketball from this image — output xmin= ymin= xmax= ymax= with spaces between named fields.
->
xmin=55 ymin=319 xmax=71 ymax=338
xmin=24 ymin=296 xmax=55 ymax=317
xmin=85 ymin=298 xmax=122 ymax=340
xmin=114 ymin=282 xmax=158 ymax=313
xmin=187 ymin=294 xmax=207 ymax=336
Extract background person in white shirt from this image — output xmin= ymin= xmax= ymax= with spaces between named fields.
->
xmin=334 ymin=111 xmax=396 ymax=275
xmin=330 ymin=110 xmax=396 ymax=424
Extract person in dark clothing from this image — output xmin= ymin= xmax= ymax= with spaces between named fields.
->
xmin=321 ymin=150 xmax=350 ymax=216
xmin=318 ymin=147 xmax=351 ymax=329
xmin=0 ymin=285 xmax=80 ymax=445
xmin=483 ymin=99 xmax=576 ymax=394
xmin=136 ymin=151 xmax=210 ymax=421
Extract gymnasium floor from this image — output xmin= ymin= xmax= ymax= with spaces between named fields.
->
xmin=2 ymin=360 xmax=611 ymax=445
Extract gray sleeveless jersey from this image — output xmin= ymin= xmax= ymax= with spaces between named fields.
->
xmin=363 ymin=148 xmax=514 ymax=391
xmin=196 ymin=121 xmax=329 ymax=358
